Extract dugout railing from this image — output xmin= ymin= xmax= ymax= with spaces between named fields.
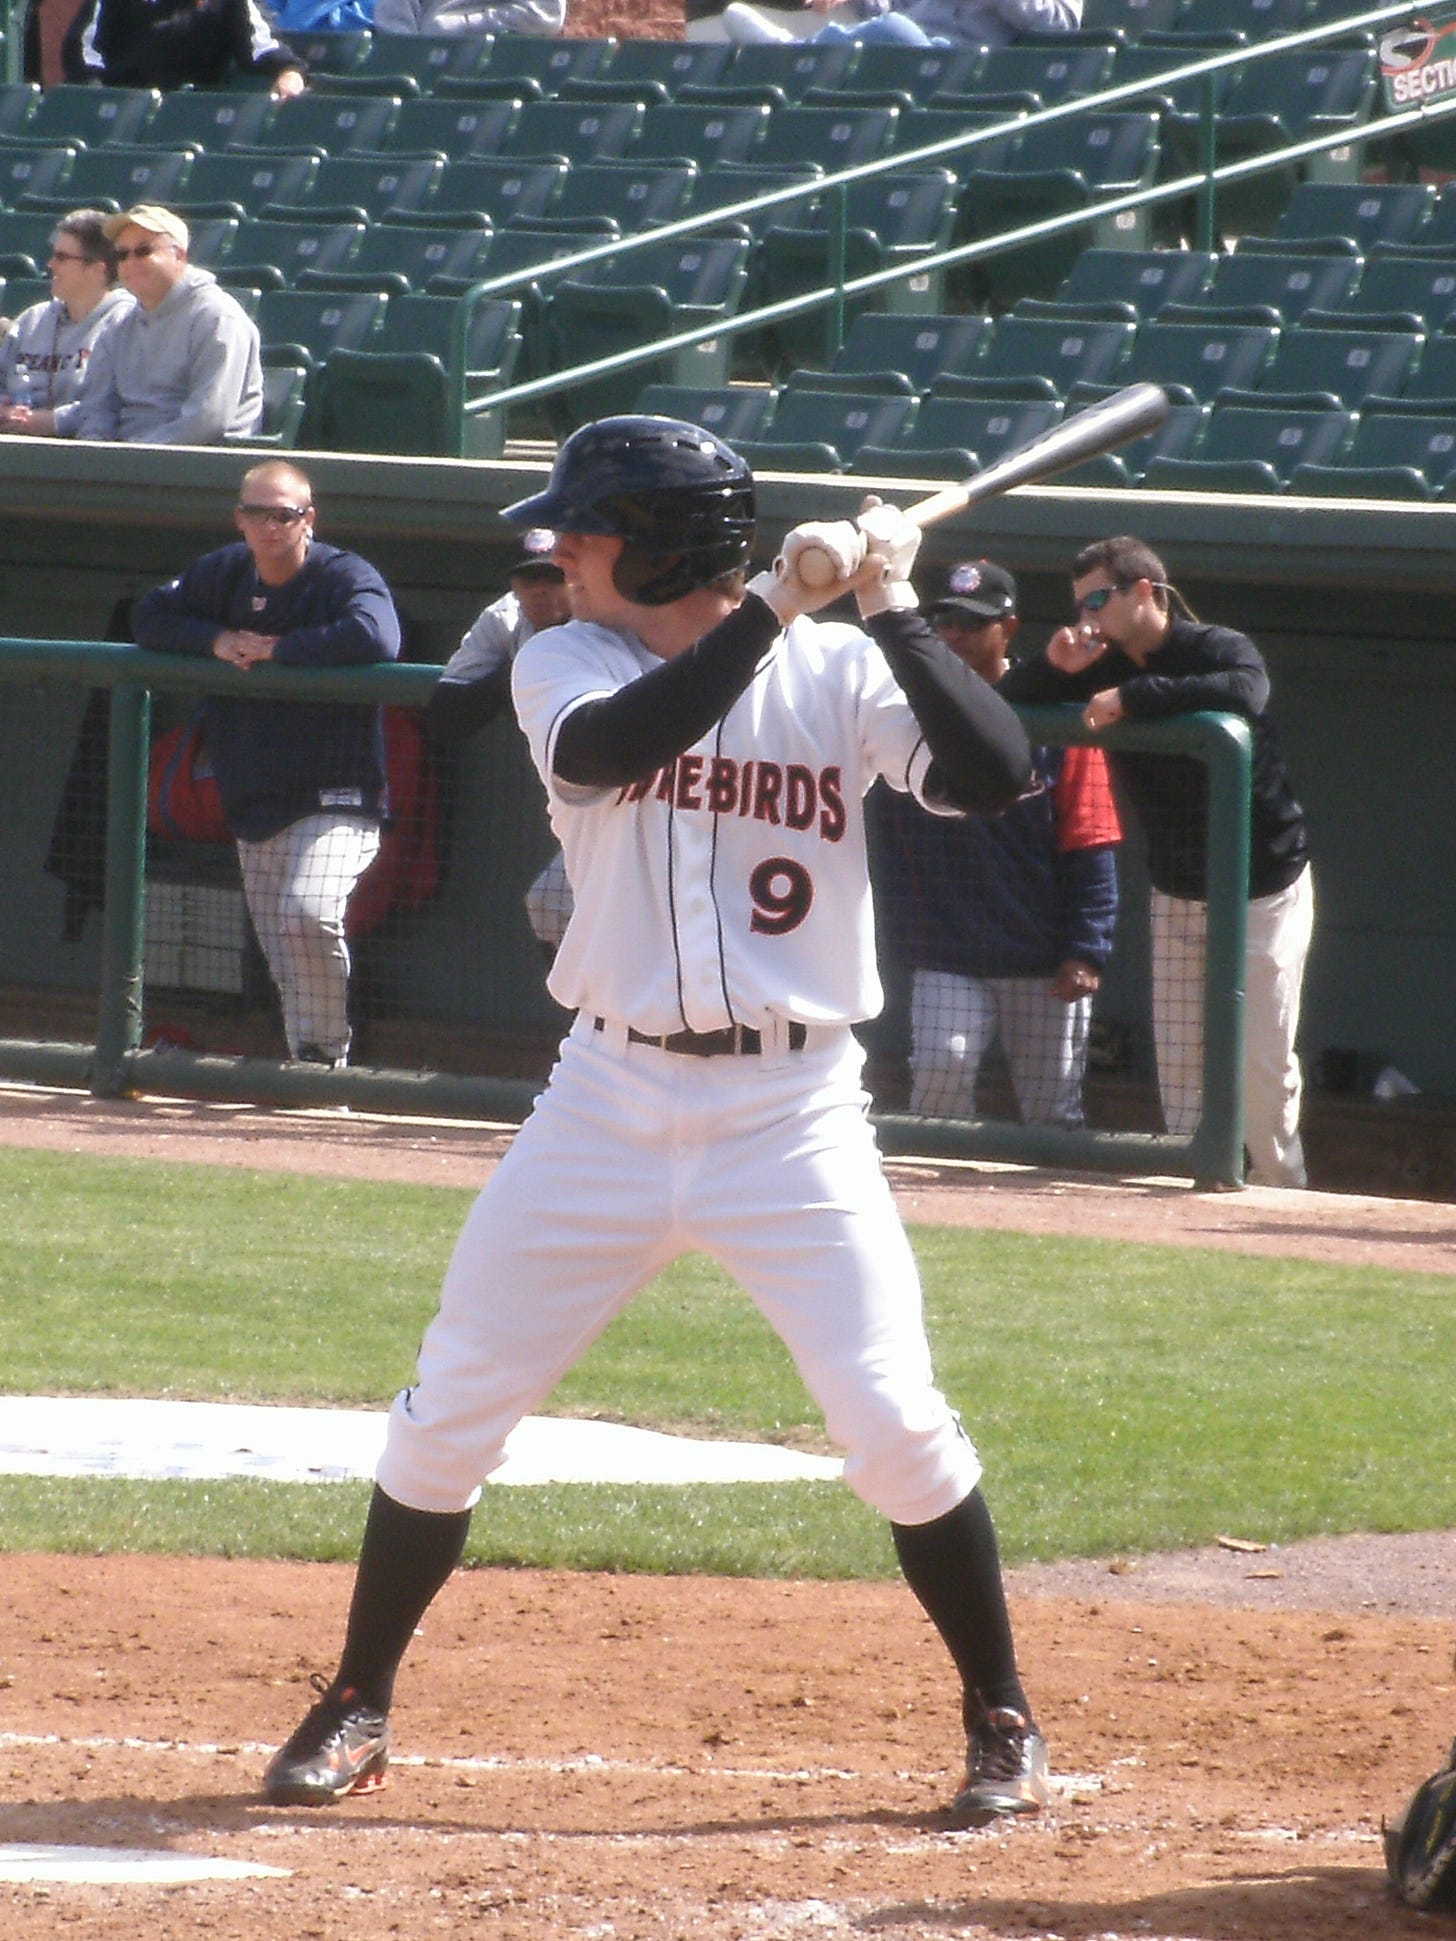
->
xmin=0 ymin=640 xmax=1252 ymax=1186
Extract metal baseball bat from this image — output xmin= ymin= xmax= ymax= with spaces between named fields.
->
xmin=893 ymin=380 xmax=1172 ymax=529
xmin=792 ymin=382 xmax=1171 ymax=587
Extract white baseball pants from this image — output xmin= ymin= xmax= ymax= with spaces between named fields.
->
xmin=909 ymin=967 xmax=1093 ymax=1127
xmin=377 ymin=1014 xmax=983 ymax=1525
xmin=236 ymin=812 xmax=380 ymax=1063
xmin=1150 ymin=863 xmax=1315 ymax=1188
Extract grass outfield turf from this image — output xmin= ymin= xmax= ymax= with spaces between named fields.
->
xmin=4 ymin=1146 xmax=1455 ymax=1572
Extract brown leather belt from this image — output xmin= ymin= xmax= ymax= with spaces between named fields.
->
xmin=594 ymin=1016 xmax=807 ymax=1057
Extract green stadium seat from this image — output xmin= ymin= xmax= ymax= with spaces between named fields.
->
xmin=1154 ymin=0 xmax=1308 ymax=41
xmin=974 ymin=43 xmax=1117 ymax=106
xmin=1307 ymin=257 xmax=1456 ymax=334
xmin=1299 ymin=0 xmax=1380 ymax=42
xmin=1166 ymin=49 xmax=1378 ymax=238
xmin=541 ymin=232 xmax=750 ymax=424
xmin=753 ymin=104 xmax=900 ymax=171
xmin=757 ymin=168 xmax=958 ymax=370
xmin=318 ymin=291 xmax=524 ymax=457
xmin=737 ymin=380 xmax=918 ymax=471
xmin=1082 ymin=0 xmax=1181 ymax=35
xmin=469 ymin=35 xmax=616 ymax=97
xmin=949 ymin=313 xmax=1135 ymax=401
xmin=890 ymin=106 xmax=1022 ymax=186
xmin=551 ymin=161 xmax=698 ymax=233
xmin=850 ymin=395 xmax=1062 ymax=478
xmin=830 ymin=311 xmax=991 ymax=391
xmin=138 ymin=88 xmax=274 ymax=152
xmin=1057 ymin=395 xmax=1209 ymax=485
xmin=1048 ymin=245 xmax=1217 ymax=319
xmin=1156 ymin=250 xmax=1361 ymax=326
xmin=16 ymin=144 xmax=194 ymax=215
xmin=606 ymin=39 xmax=734 ymax=96
xmin=1118 ymin=318 xmax=1279 ymax=401
xmin=1287 ymin=409 xmax=1456 ymax=499
xmin=680 ymin=39 xmax=858 ymax=107
xmin=953 ymin=110 xmax=1161 ymax=306
xmin=377 ymin=94 xmax=523 ymax=160
xmin=1142 ymin=401 xmax=1353 ymax=492
xmin=632 ymin=101 xmax=769 ymax=168
xmin=178 ymin=215 xmax=240 ymax=270
xmin=297 ymin=222 xmax=495 ymax=296
xmin=1245 ymin=181 xmax=1437 ymax=257
xmin=632 ymin=380 xmax=775 ymax=441
xmin=255 ymin=287 xmax=387 ymax=370
xmin=498 ymin=99 xmax=644 ymax=164
xmin=1220 ymin=325 xmax=1423 ymax=409
xmin=170 ymin=151 xmax=320 ymax=221
xmin=464 ymin=222 xmax=614 ymax=373
xmin=0 ymin=145 xmax=78 ymax=214
xmin=422 ymin=156 xmax=565 ymax=227
xmin=1371 ymin=334 xmax=1456 ymax=407
xmin=349 ymin=31 xmax=495 ymax=93
xmin=0 ymin=206 xmax=71 ymax=273
xmin=268 ymin=91 xmax=404 ymax=156
xmin=259 ymin=155 xmax=445 ymax=226
xmin=219 ymin=218 xmax=366 ymax=291
xmin=283 ymin=31 xmax=372 ymax=75
xmin=22 ymin=83 xmax=159 ymax=148
xmin=223 ymin=360 xmax=308 ymax=449
xmin=0 ymin=82 xmax=39 ymax=140
xmin=824 ymin=43 xmax=979 ymax=107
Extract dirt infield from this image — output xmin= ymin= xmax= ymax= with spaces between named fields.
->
xmin=2 ymin=1086 xmax=1454 ymax=1938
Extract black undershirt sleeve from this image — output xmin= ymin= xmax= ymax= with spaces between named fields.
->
xmin=553 ymin=593 xmax=780 ymax=789
xmin=865 ymin=607 xmax=1033 ymax=814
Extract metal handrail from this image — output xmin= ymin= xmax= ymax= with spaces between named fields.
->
xmin=461 ymin=4 xmax=1444 ymax=427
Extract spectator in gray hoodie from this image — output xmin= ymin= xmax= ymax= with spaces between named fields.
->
xmin=373 ymin=0 xmax=564 ymax=33
xmin=0 ymin=210 xmax=133 ymax=437
xmin=62 ymin=204 xmax=263 ymax=445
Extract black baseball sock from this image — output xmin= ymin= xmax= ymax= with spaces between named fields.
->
xmin=891 ymin=1487 xmax=1032 ymax=1735
xmin=333 ymin=1484 xmax=473 ymax=1716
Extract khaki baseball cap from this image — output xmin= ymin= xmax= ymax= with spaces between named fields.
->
xmin=103 ymin=204 xmax=189 ymax=251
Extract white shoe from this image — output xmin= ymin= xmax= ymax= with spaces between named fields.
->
xmin=722 ymin=1 xmax=797 ymax=41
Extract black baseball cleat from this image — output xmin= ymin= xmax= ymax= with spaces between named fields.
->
xmin=948 ymin=1706 xmax=1050 ymax=1828
xmin=263 ymin=1674 xmax=390 ymax=1806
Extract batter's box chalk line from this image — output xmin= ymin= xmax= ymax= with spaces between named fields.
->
xmin=0 ymin=1844 xmax=289 ymax=1884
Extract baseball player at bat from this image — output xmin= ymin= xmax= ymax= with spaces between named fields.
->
xmin=263 ymin=414 xmax=1050 ymax=1828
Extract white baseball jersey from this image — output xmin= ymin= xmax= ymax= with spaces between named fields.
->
xmin=512 ymin=608 xmax=953 ymax=1034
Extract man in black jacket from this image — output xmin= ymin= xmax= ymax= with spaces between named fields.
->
xmin=63 ymin=0 xmax=305 ymax=95
xmin=1000 ymin=532 xmax=1313 ymax=1188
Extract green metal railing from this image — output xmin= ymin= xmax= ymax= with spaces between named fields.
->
xmin=447 ymin=3 xmax=1445 ymax=441
xmin=0 ymin=641 xmax=1252 ymax=1183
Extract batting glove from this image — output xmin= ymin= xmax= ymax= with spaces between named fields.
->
xmin=854 ymin=495 xmax=921 ymax=619
xmin=746 ymin=519 xmax=867 ymax=624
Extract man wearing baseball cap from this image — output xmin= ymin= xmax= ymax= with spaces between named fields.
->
xmin=59 ymin=205 xmax=262 ymax=445
xmin=874 ymin=557 xmax=1121 ymax=1127
xmin=425 ymin=528 xmax=574 ymax=953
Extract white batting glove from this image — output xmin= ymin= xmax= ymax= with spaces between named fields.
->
xmin=854 ymin=495 xmax=921 ymax=619
xmin=746 ymin=519 xmax=868 ymax=623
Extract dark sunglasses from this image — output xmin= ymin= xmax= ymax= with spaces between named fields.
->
xmin=1076 ymin=585 xmax=1123 ymax=615
xmin=48 ymin=249 xmax=89 ymax=265
xmin=237 ymin=503 xmax=311 ymax=526
xmin=114 ymin=243 xmax=163 ymax=262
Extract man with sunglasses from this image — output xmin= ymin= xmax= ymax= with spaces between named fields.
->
xmin=0 ymin=210 xmax=133 ymax=437
xmin=134 ymin=460 xmax=402 ymax=1067
xmin=999 ymin=534 xmax=1312 ymax=1189
xmin=65 ymin=205 xmax=262 ymax=445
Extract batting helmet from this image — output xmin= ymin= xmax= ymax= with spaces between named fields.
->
xmin=503 ymin=415 xmax=756 ymax=607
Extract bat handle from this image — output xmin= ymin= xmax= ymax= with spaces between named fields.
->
xmin=899 ymin=484 xmax=972 ymax=530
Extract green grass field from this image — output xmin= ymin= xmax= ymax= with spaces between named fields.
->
xmin=4 ymin=1146 xmax=1453 ymax=1577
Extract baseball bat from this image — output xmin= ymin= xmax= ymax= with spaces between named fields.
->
xmin=792 ymin=381 xmax=1171 ymax=588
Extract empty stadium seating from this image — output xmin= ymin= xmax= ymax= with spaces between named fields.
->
xmin=317 ymin=291 xmax=523 ymax=457
xmin=1142 ymin=401 xmax=1353 ymax=492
